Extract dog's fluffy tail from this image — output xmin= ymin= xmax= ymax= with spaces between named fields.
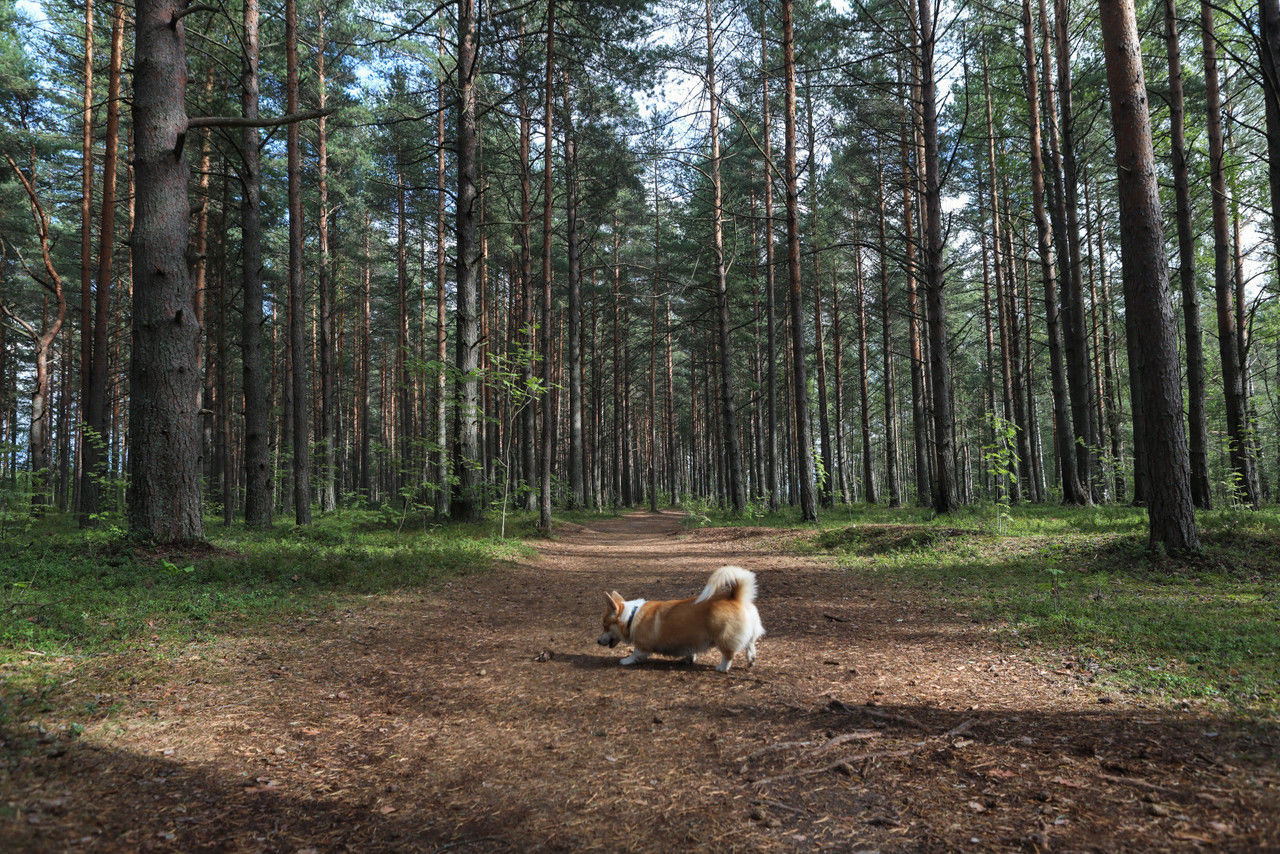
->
xmin=694 ymin=565 xmax=757 ymax=605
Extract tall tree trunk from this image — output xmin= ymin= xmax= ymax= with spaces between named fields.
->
xmin=1022 ymin=0 xmax=1082 ymax=505
xmin=358 ymin=214 xmax=372 ymax=499
xmin=1050 ymin=0 xmax=1096 ymax=496
xmin=876 ymin=152 xmax=901 ymax=506
xmin=813 ymin=256 xmax=834 ymax=508
xmin=1099 ymin=0 xmax=1200 ymax=550
xmin=452 ymin=0 xmax=483 ymax=521
xmin=782 ymin=0 xmax=818 ymax=521
xmin=900 ymin=67 xmax=930 ymax=507
xmin=1159 ymin=0 xmax=1211 ymax=507
xmin=917 ymin=0 xmax=958 ymax=512
xmin=1260 ymin=0 xmax=1280 ymax=357
xmin=1202 ymin=1 xmax=1260 ymax=507
xmin=706 ymin=0 xmax=747 ymax=514
xmin=760 ymin=0 xmax=779 ymax=511
xmin=981 ymin=43 xmax=1021 ymax=502
xmin=563 ymin=73 xmax=584 ymax=509
xmin=650 ymin=164 xmax=661 ymax=511
xmin=665 ymin=296 xmax=678 ymax=505
xmin=518 ymin=30 xmax=537 ymax=511
xmin=539 ymin=0 xmax=556 ymax=532
xmin=436 ymin=34 xmax=451 ymax=517
xmin=127 ymin=0 xmax=203 ymax=541
xmin=832 ymin=264 xmax=849 ymax=503
xmin=81 ymin=0 xmax=124 ymax=524
xmin=855 ymin=251 xmax=876 ymax=503
xmin=77 ymin=0 xmax=94 ymax=514
xmin=286 ymin=0 xmax=310 ymax=524
xmin=316 ymin=9 xmax=337 ymax=512
xmin=240 ymin=0 xmax=271 ymax=526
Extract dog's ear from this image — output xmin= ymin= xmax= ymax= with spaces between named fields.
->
xmin=607 ymin=590 xmax=624 ymax=610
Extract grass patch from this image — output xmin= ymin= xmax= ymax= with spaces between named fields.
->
xmin=704 ymin=502 xmax=1280 ymax=714
xmin=0 ymin=507 xmax=534 ymax=725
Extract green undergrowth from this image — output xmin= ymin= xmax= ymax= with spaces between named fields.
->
xmin=0 ymin=508 xmax=533 ymax=703
xmin=698 ymin=501 xmax=1280 ymax=714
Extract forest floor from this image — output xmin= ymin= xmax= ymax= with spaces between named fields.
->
xmin=4 ymin=509 xmax=1279 ymax=851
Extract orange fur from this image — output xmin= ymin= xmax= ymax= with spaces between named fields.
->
xmin=597 ymin=566 xmax=765 ymax=672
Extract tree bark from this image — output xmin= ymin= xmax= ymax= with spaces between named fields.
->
xmin=80 ymin=0 xmax=124 ymax=524
xmin=1201 ymin=1 xmax=1260 ymax=507
xmin=316 ymin=9 xmax=337 ymax=513
xmin=452 ymin=0 xmax=483 ymax=521
xmin=240 ymin=0 xmax=272 ymax=526
xmin=539 ymin=0 xmax=556 ymax=532
xmin=1160 ymin=0 xmax=1212 ymax=508
xmin=782 ymin=0 xmax=818 ymax=521
xmin=876 ymin=151 xmax=901 ymax=506
xmin=760 ymin=0 xmax=780 ymax=511
xmin=126 ymin=0 xmax=203 ymax=541
xmin=563 ymin=72 xmax=585 ymax=509
xmin=916 ymin=0 xmax=958 ymax=512
xmin=1050 ymin=0 xmax=1096 ymax=496
xmin=1098 ymin=0 xmax=1200 ymax=551
xmin=285 ymin=0 xmax=310 ymax=524
xmin=78 ymin=0 xmax=94 ymax=514
xmin=1021 ymin=0 xmax=1082 ymax=505
xmin=706 ymin=0 xmax=747 ymax=514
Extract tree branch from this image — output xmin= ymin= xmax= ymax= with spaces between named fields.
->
xmin=187 ymin=107 xmax=337 ymax=129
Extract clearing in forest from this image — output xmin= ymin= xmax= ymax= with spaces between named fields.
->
xmin=4 ymin=510 xmax=1278 ymax=851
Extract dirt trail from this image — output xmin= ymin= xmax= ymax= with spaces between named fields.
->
xmin=6 ymin=511 xmax=1278 ymax=851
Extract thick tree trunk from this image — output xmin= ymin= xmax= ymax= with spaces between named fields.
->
xmin=1201 ymin=2 xmax=1260 ymax=508
xmin=1099 ymin=0 xmax=1200 ymax=551
xmin=782 ymin=0 xmax=818 ymax=521
xmin=126 ymin=0 xmax=203 ymax=541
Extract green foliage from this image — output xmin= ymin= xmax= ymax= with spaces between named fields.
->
xmin=0 ymin=509 xmax=532 ymax=667
xmin=794 ymin=503 xmax=1280 ymax=714
xmin=982 ymin=414 xmax=1019 ymax=534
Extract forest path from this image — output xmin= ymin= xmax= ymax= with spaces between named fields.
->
xmin=9 ymin=510 xmax=1277 ymax=851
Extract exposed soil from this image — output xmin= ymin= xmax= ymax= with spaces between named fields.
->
xmin=4 ymin=510 xmax=1278 ymax=851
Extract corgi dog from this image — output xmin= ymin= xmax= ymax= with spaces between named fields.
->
xmin=596 ymin=565 xmax=765 ymax=672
